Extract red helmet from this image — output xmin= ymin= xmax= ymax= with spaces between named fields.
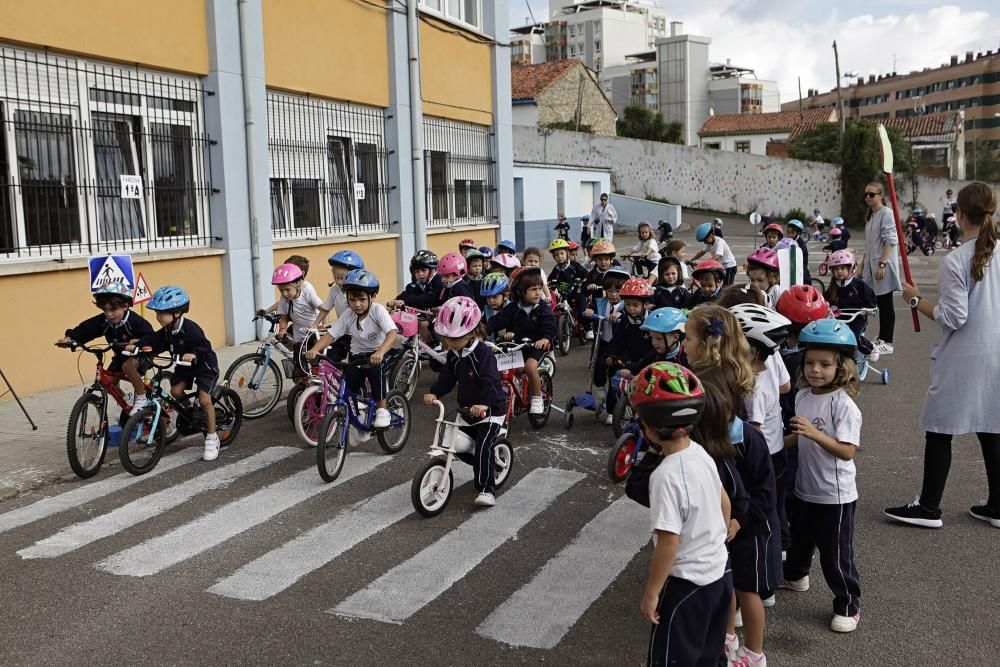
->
xmin=566 ymin=240 xmax=580 ymax=250
xmin=628 ymin=362 xmax=706 ymax=433
xmin=459 ymin=238 xmax=477 ymax=249
xmin=776 ymin=285 xmax=829 ymax=325
xmin=764 ymin=223 xmax=785 ymax=238
xmin=747 ymin=247 xmax=779 ymax=272
xmin=509 ymin=266 xmax=542 ymax=294
xmin=692 ymin=259 xmax=725 ymax=280
xmin=620 ymin=277 xmax=655 ymax=299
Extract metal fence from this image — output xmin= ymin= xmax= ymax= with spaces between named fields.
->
xmin=423 ymin=117 xmax=497 ymax=229
xmin=266 ymin=91 xmax=390 ymax=240
xmin=0 ymin=45 xmax=213 ymax=261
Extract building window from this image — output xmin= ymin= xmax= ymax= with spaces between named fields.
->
xmin=556 ymin=180 xmax=565 ymax=217
xmin=704 ymin=142 xmax=721 ymax=149
xmin=595 ymin=40 xmax=601 ymax=52
xmin=0 ymin=44 xmax=211 ymax=260
xmin=570 ymin=45 xmax=576 ymax=56
xmin=734 ymin=141 xmax=751 ymax=153
xmin=595 ymin=21 xmax=600 ymax=34
xmin=421 ymin=0 xmax=482 ymax=31
xmin=423 ymin=117 xmax=495 ymax=228
xmin=594 ymin=57 xmax=602 ymax=72
xmin=569 ymin=26 xmax=575 ymax=37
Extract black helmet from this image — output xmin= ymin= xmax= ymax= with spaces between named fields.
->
xmin=410 ymin=250 xmax=439 ymax=271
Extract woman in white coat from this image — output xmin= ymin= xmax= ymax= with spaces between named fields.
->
xmin=860 ymin=181 xmax=901 ymax=355
xmin=884 ymin=182 xmax=1000 ymax=529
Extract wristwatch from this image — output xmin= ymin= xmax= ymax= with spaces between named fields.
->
xmin=909 ymin=295 xmax=922 ymax=309
xmin=878 ymin=261 xmax=888 ymax=268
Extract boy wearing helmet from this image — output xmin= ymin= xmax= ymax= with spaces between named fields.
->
xmin=823 ymin=250 xmax=877 ymax=361
xmin=57 ymin=281 xmax=155 ymax=413
xmin=133 ymin=286 xmax=221 ymax=460
xmin=580 ymin=239 xmax=620 ymax=340
xmin=690 ymin=222 xmax=737 ymax=285
xmin=554 ymin=214 xmax=571 ymax=241
xmin=640 ymin=306 xmax=688 ymax=368
xmin=784 ymin=219 xmax=812 ymax=284
xmin=433 ymin=252 xmax=477 ymax=305
xmin=604 ymin=277 xmax=656 ymax=423
xmin=822 ymin=227 xmax=847 ymax=253
xmin=547 ymin=239 xmax=583 ymax=295
xmin=479 ymin=272 xmax=510 ymax=337
xmin=314 ymin=250 xmax=365 ymax=327
xmin=584 ymin=268 xmax=629 ymax=410
xmin=308 ymin=270 xmax=397 ymax=429
xmin=388 ymin=250 xmax=441 ymax=311
xmin=458 ymin=238 xmax=477 ymax=257
xmin=463 ymin=248 xmax=486 ymax=306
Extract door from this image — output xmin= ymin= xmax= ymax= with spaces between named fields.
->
xmin=580 ymin=181 xmax=594 ymax=216
xmin=513 ymin=177 xmax=524 ymax=223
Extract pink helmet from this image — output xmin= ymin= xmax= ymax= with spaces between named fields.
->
xmin=435 ymin=296 xmax=482 ymax=338
xmin=830 ymin=227 xmax=842 ymax=237
xmin=271 ymin=263 xmax=304 ymax=285
xmin=391 ymin=310 xmax=419 ymax=337
xmin=828 ymin=249 xmax=855 ymax=270
xmin=491 ymin=254 xmax=521 ymax=270
xmin=747 ymin=247 xmax=779 ymax=272
xmin=438 ymin=252 xmax=468 ymax=279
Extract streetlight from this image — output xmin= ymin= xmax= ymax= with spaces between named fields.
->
xmin=832 ymin=45 xmax=856 ymax=138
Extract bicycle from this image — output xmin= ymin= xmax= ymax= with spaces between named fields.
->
xmin=119 ymin=351 xmax=243 ymax=475
xmin=550 ymin=278 xmax=587 ymax=355
xmin=835 ymin=308 xmax=890 ymax=385
xmin=490 ymin=339 xmax=554 ymax=430
xmin=388 ymin=306 xmax=448 ymax=401
xmin=620 ymin=254 xmax=655 ymax=279
xmin=293 ymin=343 xmax=344 ymax=448
xmin=610 ymin=370 xmax=634 ymax=439
xmin=315 ymin=358 xmax=411 ymax=482
xmin=607 ymin=415 xmax=646 ymax=483
xmin=223 ymin=312 xmax=298 ymax=419
xmin=410 ymin=400 xmax=513 ymax=517
xmin=817 ymin=250 xmax=831 ymax=277
xmin=58 ymin=341 xmax=178 ymax=479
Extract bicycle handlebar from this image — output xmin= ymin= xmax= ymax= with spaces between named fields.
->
xmin=833 ymin=307 xmax=878 ymax=323
xmin=58 ymin=341 xmax=114 ymax=354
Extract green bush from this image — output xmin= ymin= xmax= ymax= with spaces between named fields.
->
xmin=782 ymin=208 xmax=808 ymax=223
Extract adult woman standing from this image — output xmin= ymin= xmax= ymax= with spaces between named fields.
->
xmin=885 ymin=182 xmax=1000 ymax=529
xmin=860 ymin=182 xmax=901 ymax=355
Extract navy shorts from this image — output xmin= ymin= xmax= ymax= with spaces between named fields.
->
xmin=730 ymin=531 xmax=782 ymax=594
xmin=107 ymin=354 xmax=151 ymax=375
xmin=170 ymin=370 xmax=218 ymax=394
xmin=522 ymin=344 xmax=550 ymax=364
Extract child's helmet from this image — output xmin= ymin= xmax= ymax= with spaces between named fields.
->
xmin=798 ymin=319 xmax=857 ymax=356
xmin=831 ymin=216 xmax=844 ymax=227
xmin=590 ymin=239 xmax=616 ymax=256
xmin=496 ymin=239 xmax=517 ymax=254
xmin=148 ymin=286 xmax=190 ymax=312
xmin=628 ymin=362 xmax=706 ymax=434
xmin=509 ymin=266 xmax=542 ymax=295
xmin=490 ymin=254 xmax=521 ymax=270
xmin=642 ymin=307 xmax=686 ymax=334
xmin=581 ymin=215 xmax=590 ymax=222
xmin=786 ymin=219 xmax=805 ymax=232
xmin=585 ymin=237 xmax=601 ymax=250
xmin=729 ymin=303 xmax=791 ymax=353
xmin=480 ymin=272 xmax=510 ymax=297
xmin=478 ymin=246 xmax=494 ymax=260
xmin=464 ymin=248 xmax=484 ymax=262
xmin=691 ymin=260 xmax=725 ymax=281
xmin=410 ymin=250 xmax=439 ymax=271
xmin=620 ymin=277 xmax=655 ymax=299
xmin=95 ymin=281 xmax=134 ymax=306
xmin=776 ymin=285 xmax=829 ymax=325
xmin=637 ymin=220 xmax=652 ymax=232
xmin=437 ymin=252 xmax=468 ymax=279
xmin=459 ymin=237 xmax=477 ymax=250
xmin=713 ymin=218 xmax=724 ymax=227
xmin=435 ymin=296 xmax=482 ymax=338
xmin=271 ymin=263 xmax=304 ymax=285
xmin=830 ymin=227 xmax=843 ymax=238
xmin=342 ymin=269 xmax=380 ymax=295
xmin=548 ymin=238 xmax=571 ymax=253
xmin=602 ymin=267 xmax=631 ymax=286
xmin=814 ymin=208 xmax=821 ymax=215
xmin=695 ymin=222 xmax=714 ymax=242
xmin=747 ymin=247 xmax=779 ymax=272
xmin=764 ymin=223 xmax=785 ymax=238
xmin=827 ymin=249 xmax=855 ymax=270
xmin=328 ymin=250 xmax=365 ymax=270
xmin=566 ymin=240 xmax=580 ymax=251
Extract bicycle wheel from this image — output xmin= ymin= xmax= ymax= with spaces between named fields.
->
xmin=493 ymin=437 xmax=514 ymax=489
xmin=119 ymin=407 xmax=167 ymax=475
xmin=411 ymin=457 xmax=453 ymax=518
xmin=818 ymin=262 xmax=828 ymax=277
xmin=66 ymin=393 xmax=107 ymax=479
xmin=316 ymin=409 xmax=347 ymax=483
xmin=389 ymin=353 xmax=419 ymax=401
xmin=294 ymin=385 xmax=326 ymax=447
xmin=607 ymin=432 xmax=637 ymax=483
xmin=612 ymin=399 xmax=633 ymax=439
xmin=557 ymin=313 xmax=572 ymax=356
xmin=213 ymin=387 xmax=243 ymax=447
xmin=286 ymin=382 xmax=306 ymax=423
xmin=528 ymin=374 xmax=553 ymax=430
xmin=376 ymin=390 xmax=411 ymax=454
xmin=155 ymin=371 xmax=180 ymax=445
xmin=809 ymin=277 xmax=825 ymax=293
xmin=224 ymin=353 xmax=282 ymax=419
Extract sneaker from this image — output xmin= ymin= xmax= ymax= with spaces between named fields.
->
xmin=969 ymin=503 xmax=1000 ymax=528
xmin=475 ymin=492 xmax=496 ymax=507
xmin=884 ymin=498 xmax=943 ymax=528
xmin=733 ymin=608 xmax=743 ymax=629
xmin=868 ymin=348 xmax=880 ymax=363
xmin=584 ymin=329 xmax=595 ymax=341
xmin=203 ymin=433 xmax=220 ymax=462
xmin=529 ymin=395 xmax=545 ymax=415
xmin=131 ymin=395 xmax=149 ymax=414
xmin=761 ymin=593 xmax=776 ymax=607
xmin=779 ymin=576 xmax=809 ymax=592
xmin=604 ymin=412 xmax=614 ymax=425
xmin=724 ymin=633 xmax=740 ymax=662
xmin=830 ymin=613 xmax=860 ymax=633
xmin=733 ymin=648 xmax=767 ymax=666
xmin=875 ymin=340 xmax=894 ymax=355
xmin=373 ymin=407 xmax=391 ymax=429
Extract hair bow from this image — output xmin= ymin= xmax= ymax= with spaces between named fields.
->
xmin=706 ymin=317 xmax=726 ymax=337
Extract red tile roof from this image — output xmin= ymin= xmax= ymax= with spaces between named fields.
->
xmin=698 ymin=109 xmax=835 ymax=137
xmin=511 ymin=60 xmax=581 ymax=100
xmin=879 ymin=111 xmax=961 ymax=140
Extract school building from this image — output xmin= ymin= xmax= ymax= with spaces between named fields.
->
xmin=0 ymin=0 xmax=514 ymax=394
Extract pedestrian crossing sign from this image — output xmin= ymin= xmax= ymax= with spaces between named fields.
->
xmin=89 ymin=254 xmax=134 ymax=293
xmin=133 ymin=272 xmax=152 ymax=305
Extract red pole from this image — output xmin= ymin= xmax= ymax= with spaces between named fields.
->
xmin=883 ymin=173 xmax=921 ymax=332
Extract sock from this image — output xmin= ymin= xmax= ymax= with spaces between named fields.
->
xmin=745 ymin=649 xmax=765 ymax=664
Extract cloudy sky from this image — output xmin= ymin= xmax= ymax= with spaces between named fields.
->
xmin=510 ymin=1 xmax=1000 ymax=103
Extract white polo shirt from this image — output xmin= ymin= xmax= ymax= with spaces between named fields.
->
xmin=794 ymin=388 xmax=862 ymax=504
xmin=708 ymin=237 xmax=737 ymax=269
xmin=320 ymin=284 xmax=348 ymax=318
xmin=745 ymin=366 xmax=783 ymax=455
xmin=279 ymin=281 xmax=323 ymax=343
xmin=328 ymin=302 xmax=395 ymax=355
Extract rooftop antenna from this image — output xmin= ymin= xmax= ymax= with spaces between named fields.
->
xmin=526 ymin=0 xmax=538 ymax=26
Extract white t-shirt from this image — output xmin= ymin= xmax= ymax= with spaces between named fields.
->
xmin=794 ymin=388 xmax=862 ymax=504
xmin=708 ymin=237 xmax=737 ymax=268
xmin=745 ymin=366 xmax=783 ymax=455
xmin=649 ymin=442 xmax=729 ymax=586
xmin=765 ymin=352 xmax=790 ymax=390
xmin=631 ymin=238 xmax=662 ymax=263
xmin=766 ymin=284 xmax=788 ymax=311
xmin=320 ymin=284 xmax=348 ymax=318
xmin=328 ymin=302 xmax=395 ymax=355
xmin=279 ymin=281 xmax=322 ymax=343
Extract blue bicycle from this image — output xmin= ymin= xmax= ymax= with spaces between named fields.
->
xmin=223 ymin=312 xmax=299 ymax=419
xmin=315 ymin=358 xmax=411 ymax=482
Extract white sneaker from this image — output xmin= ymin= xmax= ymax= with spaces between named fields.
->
xmin=604 ymin=412 xmax=614 ymax=425
xmin=475 ymin=492 xmax=496 ymax=507
xmin=761 ymin=593 xmax=776 ymax=607
xmin=875 ymin=340 xmax=894 ymax=355
xmin=830 ymin=613 xmax=860 ymax=633
xmin=868 ymin=348 xmax=880 ymax=363
xmin=529 ymin=395 xmax=545 ymax=415
xmin=131 ymin=395 xmax=149 ymax=414
xmin=780 ymin=576 xmax=809 ymax=592
xmin=584 ymin=330 xmax=594 ymax=341
xmin=373 ymin=407 xmax=391 ymax=429
xmin=203 ymin=433 xmax=220 ymax=461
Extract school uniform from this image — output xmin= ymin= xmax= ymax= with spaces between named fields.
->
xmin=605 ymin=313 xmax=653 ymax=414
xmin=395 ymin=275 xmax=442 ymax=310
xmin=828 ymin=276 xmax=877 ymax=342
xmin=320 ymin=283 xmax=349 ymax=318
xmin=435 ymin=278 xmax=476 ymax=306
xmin=745 ymin=358 xmax=790 ymax=555
xmin=685 ymin=288 xmax=720 ymax=309
xmin=463 ymin=275 xmax=484 ymax=308
xmin=651 ymin=284 xmax=687 ymax=310
xmin=65 ymin=310 xmax=154 ymax=373
xmin=549 ymin=261 xmax=584 ymax=300
xmin=486 ymin=299 xmax=557 ymax=363
xmin=648 ymin=442 xmax=733 ymax=667
xmin=784 ymin=388 xmax=862 ymax=618
xmin=279 ymin=281 xmax=322 ymax=344
xmin=138 ymin=316 xmax=219 ymax=393
xmin=327 ymin=303 xmax=395 ymax=402
xmin=590 ymin=299 xmax=624 ymax=390
xmin=822 ymin=239 xmax=848 ymax=253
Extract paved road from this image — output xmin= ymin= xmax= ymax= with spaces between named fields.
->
xmin=1 ymin=219 xmax=996 ymax=665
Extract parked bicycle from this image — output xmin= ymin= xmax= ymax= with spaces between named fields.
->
xmin=489 ymin=339 xmax=554 ymax=430
xmin=388 ymin=306 xmax=447 ymax=401
xmin=223 ymin=311 xmax=299 ymax=419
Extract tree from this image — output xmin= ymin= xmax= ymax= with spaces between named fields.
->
xmin=616 ymin=105 xmax=683 ymax=144
xmin=969 ymin=139 xmax=1000 ymax=183
xmin=542 ymin=120 xmax=593 ymax=133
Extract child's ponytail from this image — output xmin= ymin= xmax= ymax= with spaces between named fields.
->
xmin=958 ymin=182 xmax=998 ymax=282
xmin=687 ymin=305 xmax=755 ymax=398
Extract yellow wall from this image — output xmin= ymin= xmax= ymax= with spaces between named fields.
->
xmin=263 ymin=0 xmax=389 ymax=107
xmin=426 ymin=228 xmax=498 ymax=260
xmin=0 ymin=0 xmax=208 ymax=74
xmin=1 ymin=254 xmax=225 ymax=396
xmin=419 ymin=18 xmax=493 ymax=125
xmin=273 ymin=237 xmax=401 ymax=308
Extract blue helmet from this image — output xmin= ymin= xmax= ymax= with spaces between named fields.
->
xmin=148 ymin=286 xmax=190 ymax=312
xmin=831 ymin=216 xmax=844 ymax=227
xmin=497 ymin=239 xmax=517 ymax=254
xmin=328 ymin=250 xmax=365 ymax=270
xmin=695 ymin=222 xmax=714 ymax=242
xmin=480 ymin=272 xmax=509 ymax=297
xmin=798 ymin=319 xmax=857 ymax=356
xmin=641 ymin=307 xmax=687 ymax=335
xmin=342 ymin=269 xmax=380 ymax=295
xmin=786 ymin=219 xmax=805 ymax=232
xmin=478 ymin=245 xmax=494 ymax=260
xmin=94 ymin=280 xmax=134 ymax=306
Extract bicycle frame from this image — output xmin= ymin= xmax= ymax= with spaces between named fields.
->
xmin=326 ymin=360 xmax=407 ymax=448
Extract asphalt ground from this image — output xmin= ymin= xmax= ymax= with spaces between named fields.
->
xmin=0 ymin=216 xmax=996 ymax=666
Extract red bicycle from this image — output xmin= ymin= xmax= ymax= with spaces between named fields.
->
xmin=489 ymin=339 xmax=554 ymax=430
xmin=59 ymin=342 xmax=178 ymax=478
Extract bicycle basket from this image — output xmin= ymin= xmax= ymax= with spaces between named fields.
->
xmin=440 ymin=418 xmax=475 ymax=454
xmin=392 ymin=310 xmax=419 ymax=337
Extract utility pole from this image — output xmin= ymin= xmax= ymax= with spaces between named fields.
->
xmin=797 ymin=76 xmax=803 ymax=121
xmin=833 ymin=40 xmax=845 ymax=139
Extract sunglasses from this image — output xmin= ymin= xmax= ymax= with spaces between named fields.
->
xmin=864 ymin=192 xmax=881 ymax=198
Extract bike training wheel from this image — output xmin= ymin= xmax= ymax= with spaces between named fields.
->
xmin=607 ymin=432 xmax=637 ymax=483
xmin=882 ymin=369 xmax=890 ymax=385
xmin=557 ymin=314 xmax=572 ymax=356
xmin=66 ymin=393 xmax=108 ymax=479
xmin=223 ymin=353 xmax=282 ymax=419
xmin=612 ymin=399 xmax=633 ymax=440
xmin=389 ymin=353 xmax=419 ymax=401
xmin=119 ymin=407 xmax=168 ymax=476
xmin=528 ymin=374 xmax=553 ymax=430
xmin=494 ymin=438 xmax=514 ymax=489
xmin=376 ymin=390 xmax=411 ymax=454
xmin=294 ymin=385 xmax=326 ymax=447
xmin=809 ymin=277 xmax=825 ymax=293
xmin=316 ymin=408 xmax=347 ymax=483
xmin=213 ymin=387 xmax=243 ymax=447
xmin=411 ymin=457 xmax=453 ymax=518
xmin=286 ymin=382 xmax=306 ymax=424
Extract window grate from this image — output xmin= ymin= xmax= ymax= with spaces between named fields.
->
xmin=422 ymin=117 xmax=496 ymax=229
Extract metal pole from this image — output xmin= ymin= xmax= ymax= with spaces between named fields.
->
xmin=407 ymin=1 xmax=428 ymax=250
xmin=0 ymin=367 xmax=37 ymax=430
xmin=833 ymin=41 xmax=845 ymax=138
xmin=797 ymin=76 xmax=803 ymax=121
xmin=237 ymin=0 xmax=263 ymax=326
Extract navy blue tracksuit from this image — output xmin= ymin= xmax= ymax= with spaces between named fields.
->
xmin=784 ymin=501 xmax=861 ymax=617
xmin=66 ymin=310 xmax=154 ymax=373
xmin=605 ymin=314 xmax=653 ymax=414
xmin=652 ymin=285 xmax=687 ymax=310
xmin=731 ymin=419 xmax=783 ymax=594
xmin=486 ymin=300 xmax=556 ymax=363
xmin=138 ymin=317 xmax=219 ymax=392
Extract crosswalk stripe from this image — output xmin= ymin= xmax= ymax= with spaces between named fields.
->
xmin=209 ymin=465 xmax=475 ymax=601
xmin=18 ymin=447 xmax=299 ymax=560
xmin=95 ymin=453 xmax=389 ymax=578
xmin=330 ymin=467 xmax=585 ymax=624
xmin=476 ymin=496 xmax=650 ymax=649
xmin=0 ymin=447 xmax=204 ymax=535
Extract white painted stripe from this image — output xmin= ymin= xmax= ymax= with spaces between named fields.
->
xmin=0 ymin=447 xmax=203 ymax=535
xmin=210 ymin=466 xmax=475 ymax=601
xmin=331 ymin=467 xmax=584 ymax=624
xmin=96 ymin=454 xmax=388 ymax=577
xmin=18 ymin=447 xmax=298 ymax=559
xmin=476 ymin=496 xmax=650 ymax=649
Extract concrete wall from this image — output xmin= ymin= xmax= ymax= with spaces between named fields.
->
xmin=608 ymin=194 xmax=682 ymax=231
xmin=512 ymin=103 xmax=539 ymax=128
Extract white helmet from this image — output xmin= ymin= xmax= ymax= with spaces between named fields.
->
xmin=729 ymin=304 xmax=791 ymax=353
